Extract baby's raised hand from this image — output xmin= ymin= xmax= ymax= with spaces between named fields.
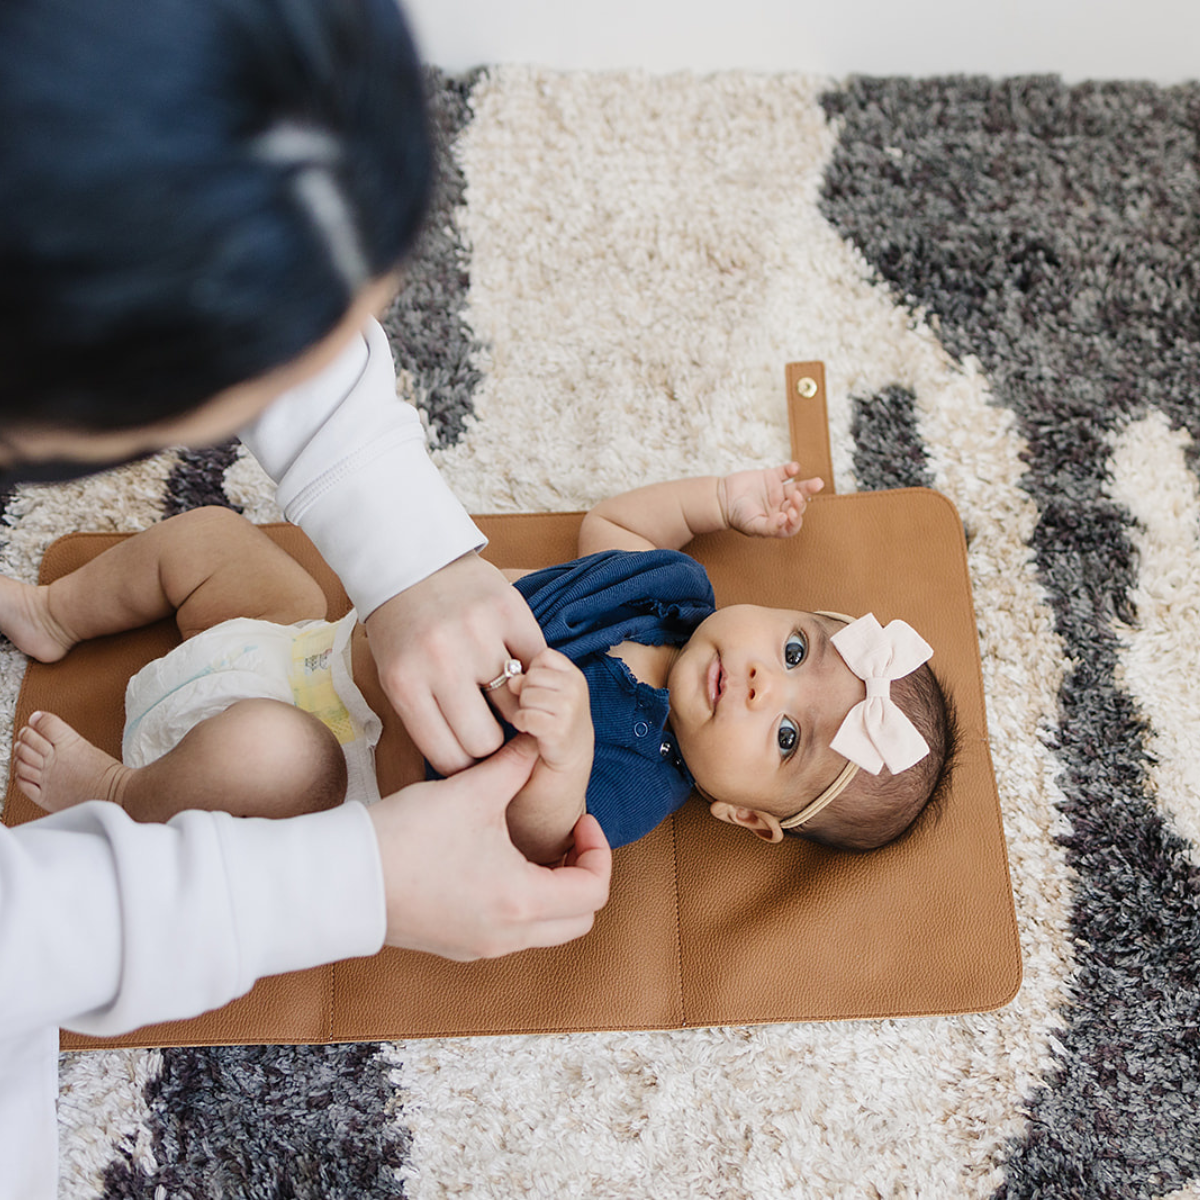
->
xmin=719 ymin=463 xmax=823 ymax=538
xmin=509 ymin=648 xmax=594 ymax=775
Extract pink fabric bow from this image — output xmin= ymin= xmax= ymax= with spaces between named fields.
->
xmin=829 ymin=614 xmax=933 ymax=775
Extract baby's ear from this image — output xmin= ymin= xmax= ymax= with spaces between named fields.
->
xmin=708 ymin=800 xmax=785 ymax=844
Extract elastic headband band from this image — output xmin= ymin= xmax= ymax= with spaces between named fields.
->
xmin=815 ymin=610 xmax=855 ymax=623
xmin=778 ymin=759 xmax=860 ymax=830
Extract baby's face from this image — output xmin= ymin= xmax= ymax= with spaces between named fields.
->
xmin=666 ymin=606 xmax=865 ymax=817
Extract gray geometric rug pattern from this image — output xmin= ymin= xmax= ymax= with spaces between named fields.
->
xmin=821 ymin=77 xmax=1200 ymax=1199
xmin=2 ymin=69 xmax=1198 ymax=1198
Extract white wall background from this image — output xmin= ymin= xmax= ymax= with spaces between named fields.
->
xmin=404 ymin=0 xmax=1199 ymax=83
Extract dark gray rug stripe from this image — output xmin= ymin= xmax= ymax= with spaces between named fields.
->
xmin=379 ymin=69 xmax=485 ymax=449
xmin=163 ymin=441 xmax=243 ymax=517
xmin=850 ymin=385 xmax=935 ymax=491
xmin=101 ymin=1044 xmax=408 ymax=1199
xmin=821 ymin=76 xmax=1200 ymax=1198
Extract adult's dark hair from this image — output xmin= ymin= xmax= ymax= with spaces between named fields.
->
xmin=0 ymin=0 xmax=432 ymax=432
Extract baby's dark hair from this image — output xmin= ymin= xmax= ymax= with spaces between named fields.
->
xmin=0 ymin=0 xmax=431 ymax=432
xmin=785 ymin=664 xmax=959 ymax=852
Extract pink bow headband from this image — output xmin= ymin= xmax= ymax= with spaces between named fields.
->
xmin=829 ymin=614 xmax=933 ymax=774
xmin=779 ymin=613 xmax=932 ymax=832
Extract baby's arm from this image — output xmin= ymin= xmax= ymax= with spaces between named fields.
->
xmin=578 ymin=463 xmax=823 ymax=555
xmin=502 ymin=649 xmax=593 ymax=864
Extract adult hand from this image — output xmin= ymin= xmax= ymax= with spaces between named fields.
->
xmin=364 ymin=551 xmax=547 ymax=775
xmin=367 ymin=736 xmax=612 ymax=959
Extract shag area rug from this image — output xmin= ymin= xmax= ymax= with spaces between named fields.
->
xmin=4 ymin=69 xmax=1200 ymax=1199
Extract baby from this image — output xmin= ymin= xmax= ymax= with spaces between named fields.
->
xmin=0 ymin=464 xmax=955 ymax=863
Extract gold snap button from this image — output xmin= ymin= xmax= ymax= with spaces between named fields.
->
xmin=796 ymin=375 xmax=818 ymax=398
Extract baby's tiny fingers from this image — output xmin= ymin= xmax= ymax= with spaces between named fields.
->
xmin=528 ymin=646 xmax=574 ymax=672
xmin=517 ymin=679 xmax=574 ymax=715
xmin=512 ymin=704 xmax=552 ymax=734
xmin=512 ymin=708 xmax=568 ymax=754
xmin=517 ymin=675 xmax=559 ymax=703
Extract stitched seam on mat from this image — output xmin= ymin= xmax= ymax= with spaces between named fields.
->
xmin=669 ymin=809 xmax=686 ymax=1027
xmin=326 ymin=962 xmax=337 ymax=1044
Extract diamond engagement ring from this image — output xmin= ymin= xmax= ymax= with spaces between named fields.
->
xmin=482 ymin=658 xmax=523 ymax=691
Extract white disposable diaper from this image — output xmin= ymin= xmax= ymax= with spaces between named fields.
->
xmin=122 ymin=610 xmax=383 ymax=805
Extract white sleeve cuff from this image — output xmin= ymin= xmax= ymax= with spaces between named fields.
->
xmin=240 ymin=317 xmax=485 ymax=618
xmin=213 ymin=802 xmax=386 ymax=989
xmin=282 ymin=427 xmax=486 ymax=617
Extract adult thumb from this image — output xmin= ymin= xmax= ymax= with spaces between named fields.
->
xmin=462 ymin=733 xmax=539 ymax=809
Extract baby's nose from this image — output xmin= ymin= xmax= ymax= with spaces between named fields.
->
xmin=746 ymin=663 xmax=780 ymax=707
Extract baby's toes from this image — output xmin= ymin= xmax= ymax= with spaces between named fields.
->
xmin=14 ymin=749 xmax=46 ymax=804
xmin=17 ymin=719 xmax=52 ymax=756
xmin=15 ymin=727 xmax=49 ymax=769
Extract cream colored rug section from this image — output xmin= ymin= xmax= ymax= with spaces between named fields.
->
xmin=400 ymin=68 xmax=1073 ymax=1200
xmin=1109 ymin=411 xmax=1200 ymax=867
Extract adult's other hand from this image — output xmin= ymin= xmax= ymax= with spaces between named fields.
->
xmin=367 ymin=736 xmax=612 ymax=960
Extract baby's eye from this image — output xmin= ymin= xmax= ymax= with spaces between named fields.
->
xmin=784 ymin=632 xmax=807 ymax=668
xmin=777 ymin=716 xmax=799 ymax=758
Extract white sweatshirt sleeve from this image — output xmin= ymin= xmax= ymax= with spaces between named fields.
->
xmin=0 ymin=801 xmax=385 ymax=1040
xmin=239 ymin=316 xmax=486 ymax=619
xmin=0 ymin=801 xmax=385 ymax=1200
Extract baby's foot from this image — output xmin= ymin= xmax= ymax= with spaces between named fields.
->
xmin=15 ymin=711 xmax=132 ymax=813
xmin=0 ymin=577 xmax=74 ymax=662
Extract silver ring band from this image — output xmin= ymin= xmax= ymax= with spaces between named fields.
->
xmin=482 ymin=658 xmax=522 ymax=692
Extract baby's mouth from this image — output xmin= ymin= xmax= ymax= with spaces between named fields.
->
xmin=707 ymin=655 xmax=725 ymax=713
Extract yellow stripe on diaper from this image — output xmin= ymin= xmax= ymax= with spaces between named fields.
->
xmin=288 ymin=622 xmax=358 ymax=746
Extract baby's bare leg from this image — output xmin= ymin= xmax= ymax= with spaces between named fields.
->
xmin=16 ymin=700 xmax=347 ymax=821
xmin=0 ymin=506 xmax=327 ymax=662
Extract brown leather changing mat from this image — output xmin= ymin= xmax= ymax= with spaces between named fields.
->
xmin=3 ymin=363 xmax=1021 ymax=1047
